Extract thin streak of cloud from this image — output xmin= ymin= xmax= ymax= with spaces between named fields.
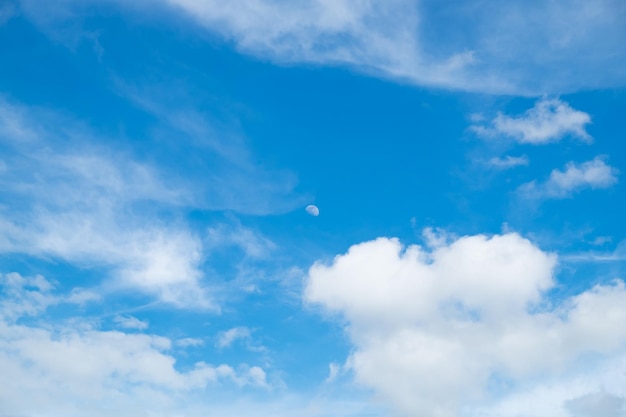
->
xmin=206 ymin=223 xmax=276 ymax=259
xmin=487 ymin=155 xmax=529 ymax=169
xmin=176 ymin=337 xmax=205 ymax=348
xmin=561 ymin=240 xmax=626 ymax=263
xmin=114 ymin=315 xmax=149 ymax=330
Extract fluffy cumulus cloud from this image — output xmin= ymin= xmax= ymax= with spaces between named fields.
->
xmin=0 ymin=275 xmax=367 ymax=417
xmin=0 ymin=273 xmax=269 ymax=417
xmin=520 ymin=157 xmax=619 ymax=199
xmin=305 ymin=233 xmax=626 ymax=417
xmin=0 ymin=321 xmax=270 ymax=416
xmin=471 ymin=98 xmax=592 ymax=144
xmin=0 ymin=272 xmax=99 ymax=320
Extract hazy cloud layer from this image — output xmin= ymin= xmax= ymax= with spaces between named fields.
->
xmin=565 ymin=392 xmax=625 ymax=417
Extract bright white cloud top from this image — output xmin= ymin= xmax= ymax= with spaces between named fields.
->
xmin=305 ymin=233 xmax=626 ymax=417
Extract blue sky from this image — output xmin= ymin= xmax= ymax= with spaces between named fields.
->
xmin=1 ymin=1 xmax=626 ymax=416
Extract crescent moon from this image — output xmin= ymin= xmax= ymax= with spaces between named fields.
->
xmin=305 ymin=205 xmax=320 ymax=216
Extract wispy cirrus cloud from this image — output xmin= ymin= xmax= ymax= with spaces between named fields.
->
xmin=206 ymin=222 xmax=276 ymax=260
xmin=160 ymin=0 xmax=626 ymax=94
xmin=471 ymin=98 xmax=592 ymax=144
xmin=519 ymin=157 xmax=619 ymax=199
xmin=0 ymin=90 xmax=307 ymax=308
xmin=562 ymin=239 xmax=626 ymax=263
xmin=486 ymin=155 xmax=529 ymax=170
xmin=0 ymin=98 xmax=215 ymax=309
xmin=215 ymin=326 xmax=267 ymax=353
xmin=215 ymin=326 xmax=252 ymax=349
xmin=114 ymin=82 xmax=305 ymax=216
xmin=176 ymin=337 xmax=205 ymax=348
xmin=14 ymin=0 xmax=626 ymax=94
xmin=114 ymin=315 xmax=149 ymax=330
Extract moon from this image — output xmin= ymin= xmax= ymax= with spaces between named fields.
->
xmin=305 ymin=204 xmax=320 ymax=217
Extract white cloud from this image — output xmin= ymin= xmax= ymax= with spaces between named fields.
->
xmin=0 ymin=270 xmax=402 ymax=417
xmin=65 ymin=287 xmax=102 ymax=305
xmin=206 ymin=222 xmax=276 ymax=259
xmin=325 ymin=362 xmax=341 ymax=383
xmin=0 ymin=320 xmax=271 ymax=416
xmin=114 ymin=315 xmax=149 ymax=330
xmin=0 ymin=98 xmax=217 ymax=309
xmin=0 ymin=276 xmax=270 ymax=417
xmin=216 ymin=326 xmax=252 ymax=349
xmin=0 ymin=273 xmax=57 ymax=320
xmin=421 ymin=227 xmax=454 ymax=249
xmin=561 ymin=239 xmax=626 ymax=263
xmin=154 ymin=0 xmax=626 ymax=94
xmin=176 ymin=337 xmax=205 ymax=348
xmin=591 ymin=236 xmax=613 ymax=246
xmin=155 ymin=0 xmax=494 ymax=91
xmin=0 ymin=88 xmax=308 ymax=307
xmin=305 ymin=233 xmax=626 ymax=417
xmin=111 ymin=82 xmax=305 ymax=216
xmin=13 ymin=0 xmax=626 ymax=93
xmin=565 ymin=392 xmax=625 ymax=417
xmin=471 ymin=98 xmax=592 ymax=144
xmin=519 ymin=157 xmax=618 ymax=199
xmin=487 ymin=155 xmax=529 ymax=169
